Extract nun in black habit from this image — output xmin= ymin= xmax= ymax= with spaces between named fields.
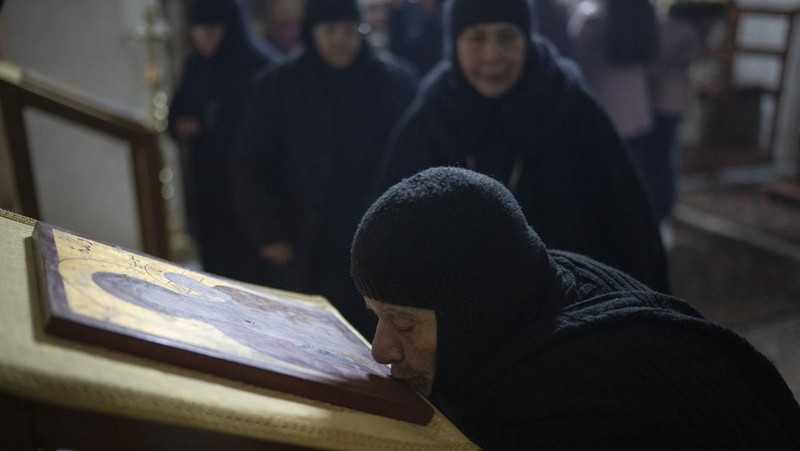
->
xmin=168 ymin=0 xmax=276 ymax=284
xmin=373 ymin=0 xmax=670 ymax=292
xmin=352 ymin=167 xmax=800 ymax=450
xmin=231 ymin=0 xmax=416 ymax=337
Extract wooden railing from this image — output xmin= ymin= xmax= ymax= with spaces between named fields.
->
xmin=0 ymin=61 xmax=169 ymax=259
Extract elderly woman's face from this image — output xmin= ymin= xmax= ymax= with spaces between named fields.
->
xmin=456 ymin=22 xmax=526 ymax=98
xmin=366 ymin=297 xmax=437 ymax=397
xmin=312 ymin=21 xmax=363 ymax=69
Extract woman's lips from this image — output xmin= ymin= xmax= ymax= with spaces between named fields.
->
xmin=392 ymin=372 xmax=421 ymax=385
xmin=395 ymin=376 xmax=426 ymax=392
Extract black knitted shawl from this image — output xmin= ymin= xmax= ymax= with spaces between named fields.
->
xmin=432 ymin=252 xmax=800 ymax=450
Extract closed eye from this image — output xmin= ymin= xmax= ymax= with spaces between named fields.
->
xmin=392 ymin=319 xmax=416 ymax=332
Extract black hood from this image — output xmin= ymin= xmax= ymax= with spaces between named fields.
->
xmin=351 ymin=167 xmax=580 ymax=396
xmin=190 ymin=0 xmax=261 ymax=61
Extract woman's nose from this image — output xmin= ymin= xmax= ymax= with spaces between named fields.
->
xmin=371 ymin=321 xmax=403 ymax=364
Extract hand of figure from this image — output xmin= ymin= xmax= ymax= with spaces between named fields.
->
xmin=259 ymin=241 xmax=295 ymax=267
xmin=175 ymin=117 xmax=201 ymax=138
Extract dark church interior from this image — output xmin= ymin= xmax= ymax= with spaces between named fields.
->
xmin=1 ymin=0 xmax=799 ymax=448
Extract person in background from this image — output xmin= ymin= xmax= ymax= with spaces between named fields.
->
xmin=388 ymin=0 xmax=444 ymax=77
xmin=387 ymin=0 xmax=572 ymax=78
xmin=261 ymin=0 xmax=304 ymax=58
xmin=372 ymin=0 xmax=670 ymax=293
xmin=639 ymin=1 xmax=702 ymax=238
xmin=569 ymin=0 xmax=660 ymax=147
xmin=232 ymin=0 xmax=416 ymax=338
xmin=351 ymin=166 xmax=800 ymax=450
xmin=168 ymin=0 xmax=276 ymax=284
xmin=569 ymin=0 xmax=663 ymax=227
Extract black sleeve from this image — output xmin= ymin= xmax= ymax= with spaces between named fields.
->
xmin=230 ymin=68 xmax=291 ymax=249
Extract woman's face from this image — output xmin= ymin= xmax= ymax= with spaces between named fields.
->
xmin=456 ymin=22 xmax=527 ymax=98
xmin=312 ymin=21 xmax=363 ymax=69
xmin=366 ymin=297 xmax=438 ymax=397
xmin=191 ymin=24 xmax=226 ymax=57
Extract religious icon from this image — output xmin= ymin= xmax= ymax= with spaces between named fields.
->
xmin=33 ymin=222 xmax=432 ymax=425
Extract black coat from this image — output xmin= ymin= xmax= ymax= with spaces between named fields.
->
xmin=232 ymin=44 xmax=416 ymax=336
xmin=168 ymin=13 xmax=274 ymax=283
xmin=373 ymin=38 xmax=670 ymax=293
xmin=434 ymin=251 xmax=800 ymax=450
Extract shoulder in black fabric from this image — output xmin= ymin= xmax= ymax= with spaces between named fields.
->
xmin=437 ymin=276 xmax=800 ymax=450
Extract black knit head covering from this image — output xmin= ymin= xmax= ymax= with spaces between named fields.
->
xmin=302 ymin=0 xmax=363 ymax=45
xmin=444 ymin=0 xmax=532 ymax=58
xmin=189 ymin=0 xmax=254 ymax=59
xmin=440 ymin=0 xmax=534 ymax=100
xmin=448 ymin=0 xmax=531 ymax=40
xmin=351 ymin=167 xmax=572 ymax=396
xmin=191 ymin=0 xmax=238 ymax=25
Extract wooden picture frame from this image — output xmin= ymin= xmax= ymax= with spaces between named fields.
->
xmin=32 ymin=221 xmax=433 ymax=425
xmin=0 ymin=61 xmax=169 ymax=259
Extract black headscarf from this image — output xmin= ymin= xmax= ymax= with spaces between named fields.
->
xmin=190 ymin=0 xmax=266 ymax=62
xmin=297 ymin=0 xmax=371 ymax=87
xmin=302 ymin=0 xmax=362 ymax=37
xmin=301 ymin=0 xmax=363 ymax=61
xmin=442 ymin=0 xmax=535 ymax=92
xmin=352 ymin=168 xmax=578 ymax=394
xmin=444 ymin=0 xmax=532 ymax=57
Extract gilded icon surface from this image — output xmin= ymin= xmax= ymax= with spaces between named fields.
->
xmin=34 ymin=222 xmax=432 ymax=424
